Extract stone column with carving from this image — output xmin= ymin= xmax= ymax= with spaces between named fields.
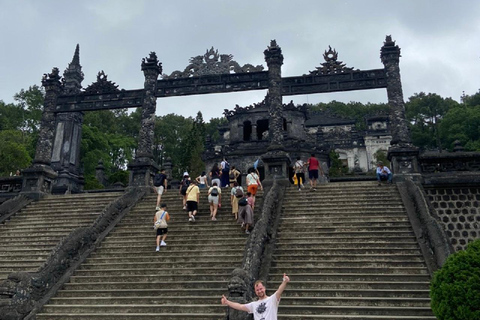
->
xmin=128 ymin=52 xmax=162 ymax=188
xmin=51 ymin=44 xmax=85 ymax=193
xmin=21 ymin=68 xmax=61 ymax=198
xmin=261 ymin=40 xmax=290 ymax=186
xmin=380 ymin=35 xmax=420 ymax=180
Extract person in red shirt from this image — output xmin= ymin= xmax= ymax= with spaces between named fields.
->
xmin=307 ymin=153 xmax=324 ymax=191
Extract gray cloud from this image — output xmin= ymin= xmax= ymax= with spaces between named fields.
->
xmin=1 ymin=0 xmax=479 ymax=120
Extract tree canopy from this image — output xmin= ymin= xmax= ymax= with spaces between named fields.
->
xmin=1 ymin=86 xmax=480 ymax=184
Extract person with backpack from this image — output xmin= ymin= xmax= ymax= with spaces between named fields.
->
xmin=230 ymin=181 xmax=244 ymax=220
xmin=220 ymin=157 xmax=230 ymax=188
xmin=179 ymin=172 xmax=191 ymax=210
xmin=153 ymin=203 xmax=170 ymax=252
xmin=237 ymin=194 xmax=254 ymax=235
xmin=153 ymin=168 xmax=168 ymax=210
xmin=293 ymin=156 xmax=305 ymax=191
xmin=229 ymin=166 xmax=240 ymax=187
xmin=210 ymin=163 xmax=221 ymax=188
xmin=208 ymin=182 xmax=222 ymax=221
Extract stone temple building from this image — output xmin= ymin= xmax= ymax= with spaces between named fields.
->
xmin=203 ymin=98 xmax=391 ymax=180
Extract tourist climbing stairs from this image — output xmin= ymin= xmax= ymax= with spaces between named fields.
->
xmin=0 ymin=192 xmax=122 ymax=281
xmin=36 ymin=189 xmax=257 ymax=319
xmin=270 ymin=181 xmax=436 ymax=320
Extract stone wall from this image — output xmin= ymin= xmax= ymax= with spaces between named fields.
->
xmin=424 ymin=186 xmax=480 ymax=252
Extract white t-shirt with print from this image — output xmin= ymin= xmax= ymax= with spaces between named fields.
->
xmin=245 ymin=294 xmax=280 ymax=320
xmin=246 ymin=173 xmax=259 ymax=186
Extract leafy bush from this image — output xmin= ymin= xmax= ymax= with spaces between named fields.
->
xmin=430 ymin=239 xmax=480 ymax=319
xmin=108 ymin=170 xmax=129 ymax=186
xmin=84 ymin=175 xmax=105 ymax=190
xmin=328 ymin=151 xmax=348 ymax=177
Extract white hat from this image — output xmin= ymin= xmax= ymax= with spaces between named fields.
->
xmin=183 ymin=171 xmax=189 ymax=176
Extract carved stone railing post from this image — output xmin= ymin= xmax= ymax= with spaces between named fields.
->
xmin=128 ymin=52 xmax=162 ymax=188
xmin=262 ymin=40 xmax=290 ymax=185
xmin=21 ymin=68 xmax=60 ymax=199
xmin=380 ymin=35 xmax=420 ymax=181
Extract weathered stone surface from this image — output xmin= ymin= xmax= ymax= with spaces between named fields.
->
xmin=0 ymin=194 xmax=32 ymax=224
xmin=0 ymin=188 xmax=145 ymax=319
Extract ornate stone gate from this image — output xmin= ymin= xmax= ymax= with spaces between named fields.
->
xmin=22 ymin=36 xmax=415 ymax=197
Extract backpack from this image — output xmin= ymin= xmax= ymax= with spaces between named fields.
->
xmin=229 ymin=171 xmax=235 ymax=180
xmin=154 ymin=173 xmax=165 ymax=187
xmin=180 ymin=179 xmax=190 ymax=195
xmin=210 ymin=187 xmax=219 ymax=196
xmin=154 ymin=211 xmax=168 ymax=229
xmin=224 ymin=161 xmax=230 ymax=171
xmin=238 ymin=197 xmax=248 ymax=206
xmin=235 ymin=187 xmax=244 ymax=198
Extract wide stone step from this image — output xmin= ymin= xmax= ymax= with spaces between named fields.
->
xmin=276 ymin=230 xmax=416 ymax=238
xmin=276 ymin=235 xmax=418 ymax=242
xmin=279 ymin=296 xmax=431 ymax=307
xmin=55 ymin=288 xmax=226 ymax=298
xmin=278 ymin=288 xmax=431 ymax=298
xmin=75 ymin=267 xmax=236 ymax=276
xmin=274 ymin=248 xmax=420 ymax=255
xmin=271 ymin=261 xmax=427 ymax=269
xmin=266 ymin=273 xmax=430 ymax=282
xmin=273 ymin=253 xmax=425 ymax=262
xmin=40 ymin=304 xmax=225 ymax=314
xmin=49 ymin=295 xmax=221 ymax=305
xmin=269 ymin=267 xmax=428 ymax=275
xmin=69 ymin=273 xmax=232 ymax=283
xmin=280 ymin=216 xmax=409 ymax=223
xmin=79 ymin=261 xmax=241 ymax=270
xmin=85 ymin=254 xmax=243 ymax=264
xmin=277 ymin=315 xmax=436 ymax=320
xmin=278 ymin=226 xmax=414 ymax=233
xmin=37 ymin=313 xmax=223 ymax=320
xmin=276 ymin=305 xmax=434 ymax=316
xmin=274 ymin=242 xmax=420 ymax=250
xmin=62 ymin=280 xmax=230 ymax=290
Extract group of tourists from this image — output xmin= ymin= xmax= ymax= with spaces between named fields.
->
xmin=292 ymin=153 xmax=325 ymax=191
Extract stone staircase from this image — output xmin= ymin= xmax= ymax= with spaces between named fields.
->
xmin=270 ymin=181 xmax=436 ymax=319
xmin=0 ymin=192 xmax=122 ymax=281
xmin=36 ymin=189 xmax=252 ymax=319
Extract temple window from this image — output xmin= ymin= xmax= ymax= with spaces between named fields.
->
xmin=256 ymin=119 xmax=269 ymax=140
xmin=243 ymin=121 xmax=252 ymax=141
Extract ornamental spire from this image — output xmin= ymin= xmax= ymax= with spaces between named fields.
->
xmin=63 ymin=44 xmax=84 ymax=94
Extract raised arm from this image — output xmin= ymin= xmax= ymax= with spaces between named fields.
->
xmin=221 ymin=295 xmax=249 ymax=312
xmin=274 ymin=273 xmax=290 ymax=300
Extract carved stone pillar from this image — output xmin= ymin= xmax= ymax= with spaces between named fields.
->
xmin=51 ymin=44 xmax=85 ymax=193
xmin=95 ymin=160 xmax=106 ymax=187
xmin=264 ymin=40 xmax=284 ymax=150
xmin=381 ymin=36 xmax=420 ymax=181
xmin=21 ymin=68 xmax=61 ymax=199
xmin=128 ymin=52 xmax=162 ymax=188
xmin=262 ymin=40 xmax=290 ymax=185
xmin=251 ymin=124 xmax=258 ymax=141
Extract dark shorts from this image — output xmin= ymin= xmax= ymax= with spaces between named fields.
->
xmin=156 ymin=228 xmax=168 ymax=236
xmin=309 ymin=169 xmax=319 ymax=180
xmin=186 ymin=201 xmax=198 ymax=212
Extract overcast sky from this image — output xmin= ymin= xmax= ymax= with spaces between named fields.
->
xmin=1 ymin=0 xmax=479 ymax=121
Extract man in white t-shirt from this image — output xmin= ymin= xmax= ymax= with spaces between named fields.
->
xmin=221 ymin=273 xmax=290 ymax=320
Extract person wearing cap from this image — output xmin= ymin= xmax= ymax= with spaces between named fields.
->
xmin=376 ymin=161 xmax=392 ymax=186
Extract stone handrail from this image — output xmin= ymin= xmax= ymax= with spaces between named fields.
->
xmin=0 ymin=194 xmax=33 ymax=225
xmin=396 ymin=179 xmax=453 ymax=275
xmin=0 ymin=187 xmax=146 ymax=320
xmin=225 ymin=180 xmax=286 ymax=320
xmin=419 ymin=151 xmax=480 ymax=173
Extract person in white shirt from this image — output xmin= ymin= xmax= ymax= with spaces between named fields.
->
xmin=221 ymin=274 xmax=290 ymax=320
xmin=376 ymin=161 xmax=392 ymax=185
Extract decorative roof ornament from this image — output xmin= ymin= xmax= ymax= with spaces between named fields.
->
xmin=309 ymin=46 xmax=356 ymax=75
xmin=162 ymin=47 xmax=263 ymax=79
xmin=223 ymin=95 xmax=307 ymax=118
xmin=141 ymin=51 xmax=162 ymax=74
xmin=84 ymin=71 xmax=120 ymax=94
xmin=63 ymin=44 xmax=84 ymax=94
xmin=42 ymin=67 xmax=62 ymax=88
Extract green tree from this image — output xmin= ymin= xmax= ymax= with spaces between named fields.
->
xmin=439 ymin=104 xmax=480 ymax=151
xmin=328 ymin=151 xmax=348 ymax=177
xmin=0 ymin=130 xmax=32 ymax=176
xmin=154 ymin=114 xmax=193 ymax=179
xmin=430 ymin=239 xmax=480 ymax=320
xmin=185 ymin=111 xmax=206 ymax=177
xmin=405 ymin=92 xmax=458 ymax=150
